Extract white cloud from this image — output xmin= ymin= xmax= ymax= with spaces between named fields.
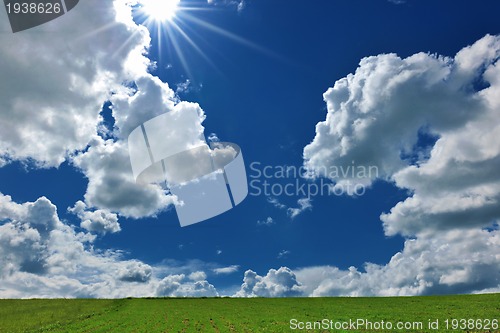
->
xmin=0 ymin=0 xmax=150 ymax=167
xmin=296 ymin=228 xmax=500 ymax=296
xmin=0 ymin=193 xmax=220 ymax=298
xmin=157 ymin=274 xmax=218 ymax=297
xmin=207 ymin=133 xmax=220 ymax=143
xmin=111 ymin=74 xmax=176 ymax=139
xmin=117 ymin=261 xmax=153 ymax=283
xmin=213 ymin=265 xmax=240 ymax=275
xmin=277 ymin=250 xmax=290 ymax=259
xmin=1 ymin=0 xmax=498 ymax=299
xmin=267 ymin=197 xmax=287 ymax=210
xmin=80 ymin=75 xmax=207 ymax=218
xmin=287 ymin=198 xmax=312 ymax=219
xmin=304 ymin=34 xmax=500 ymax=236
xmin=267 ymin=197 xmax=312 ymax=219
xmin=0 ymin=0 xmax=207 ymax=219
xmin=287 ymin=34 xmax=500 ymax=296
xmin=174 ymin=79 xmax=202 ymax=97
xmin=71 ymin=137 xmax=177 ymax=219
xmin=237 ymin=0 xmax=246 ymax=12
xmin=188 ymin=271 xmax=207 ymax=281
xmin=68 ymin=201 xmax=121 ymax=235
xmin=235 ymin=228 xmax=499 ymax=297
xmin=235 ymin=267 xmax=303 ymax=297
xmin=257 ymin=216 xmax=274 ymax=226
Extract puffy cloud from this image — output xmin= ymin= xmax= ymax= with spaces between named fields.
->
xmin=110 ymin=75 xmax=176 ymax=139
xmin=0 ymin=0 xmax=206 ymax=219
xmin=235 ymin=228 xmax=499 ymax=297
xmin=287 ymin=198 xmax=312 ymax=219
xmin=213 ymin=265 xmax=240 ymax=275
xmin=303 ymin=34 xmax=500 ymax=236
xmin=0 ymin=193 xmax=219 ymax=298
xmin=71 ymin=137 xmax=176 ymax=218
xmin=0 ymin=0 xmax=150 ymax=167
xmin=72 ymin=100 xmax=207 ymax=219
xmin=0 ymin=193 xmax=96 ymax=296
xmin=0 ymin=195 xmax=64 ymax=276
xmin=188 ymin=271 xmax=208 ymax=281
xmin=117 ymin=261 xmax=153 ymax=283
xmin=156 ymin=274 xmax=218 ymax=297
xmin=69 ymin=201 xmax=121 ymax=235
xmin=257 ymin=217 xmax=274 ymax=226
xmin=66 ymin=4 xmax=208 ymax=219
xmin=295 ymin=228 xmax=500 ymax=296
xmin=235 ymin=267 xmax=303 ymax=297
xmin=257 ymin=34 xmax=500 ymax=297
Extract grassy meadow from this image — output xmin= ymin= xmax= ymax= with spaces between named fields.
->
xmin=0 ymin=294 xmax=498 ymax=332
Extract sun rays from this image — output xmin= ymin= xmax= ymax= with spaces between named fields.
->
xmin=131 ymin=0 xmax=282 ymax=79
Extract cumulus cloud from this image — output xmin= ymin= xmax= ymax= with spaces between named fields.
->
xmin=234 ymin=228 xmax=499 ymax=297
xmin=69 ymin=14 xmax=208 ymax=219
xmin=188 ymin=271 xmax=208 ymax=281
xmin=1 ymin=0 xmax=498 ymax=299
xmin=247 ymin=35 xmax=500 ymax=297
xmin=235 ymin=267 xmax=303 ymax=297
xmin=0 ymin=0 xmax=149 ymax=167
xmin=69 ymin=201 xmax=121 ymax=235
xmin=298 ymin=228 xmax=500 ymax=296
xmin=0 ymin=0 xmax=207 ymax=219
xmin=117 ymin=261 xmax=153 ymax=283
xmin=71 ymin=137 xmax=176 ymax=218
xmin=111 ymin=74 xmax=176 ymax=139
xmin=157 ymin=274 xmax=218 ymax=297
xmin=304 ymin=34 xmax=500 ymax=236
xmin=0 ymin=193 xmax=219 ymax=298
xmin=288 ymin=34 xmax=500 ymax=296
xmin=213 ymin=265 xmax=240 ymax=275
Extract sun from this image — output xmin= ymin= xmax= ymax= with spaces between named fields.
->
xmin=139 ymin=0 xmax=180 ymax=22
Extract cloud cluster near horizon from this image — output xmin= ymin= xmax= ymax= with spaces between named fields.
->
xmin=240 ymin=34 xmax=500 ymax=297
xmin=0 ymin=193 xmax=221 ymax=298
xmin=232 ymin=33 xmax=500 ymax=298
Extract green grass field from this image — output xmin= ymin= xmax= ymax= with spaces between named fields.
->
xmin=0 ymin=294 xmax=498 ymax=333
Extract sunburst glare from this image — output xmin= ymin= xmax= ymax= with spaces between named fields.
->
xmin=139 ymin=0 xmax=180 ymax=22
xmin=132 ymin=0 xmax=284 ymax=79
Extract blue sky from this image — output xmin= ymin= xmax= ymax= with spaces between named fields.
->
xmin=0 ymin=0 xmax=499 ymax=297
